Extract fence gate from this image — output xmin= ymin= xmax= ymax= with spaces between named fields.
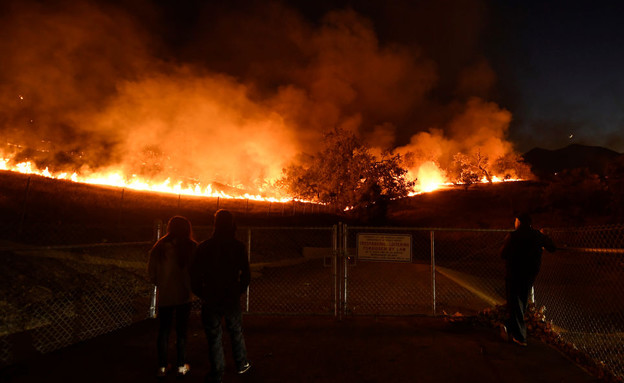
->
xmin=340 ymin=225 xmax=433 ymax=316
xmin=245 ymin=226 xmax=339 ymax=316
xmin=340 ymin=225 xmax=510 ymax=317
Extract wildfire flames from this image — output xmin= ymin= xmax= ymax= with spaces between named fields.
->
xmin=0 ymin=154 xmax=290 ymax=202
xmin=413 ymin=161 xmax=449 ymax=193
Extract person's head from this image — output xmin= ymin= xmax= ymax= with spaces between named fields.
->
xmin=515 ymin=213 xmax=532 ymax=229
xmin=213 ymin=209 xmax=236 ymax=238
xmin=166 ymin=216 xmax=193 ymax=240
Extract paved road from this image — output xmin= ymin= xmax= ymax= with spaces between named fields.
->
xmin=1 ymin=315 xmax=598 ymax=383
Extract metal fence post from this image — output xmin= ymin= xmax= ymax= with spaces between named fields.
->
xmin=153 ymin=220 xmax=163 ymax=242
xmin=72 ymin=290 xmax=84 ymax=343
xmin=246 ymin=228 xmax=252 ymax=313
xmin=117 ymin=188 xmax=125 ymax=228
xmin=430 ymin=230 xmax=436 ymax=316
xmin=332 ymin=224 xmax=338 ymax=317
xmin=149 ymin=220 xmax=163 ymax=319
xmin=18 ymin=176 xmax=32 ymax=235
xmin=342 ymin=223 xmax=349 ymax=318
xmin=338 ymin=222 xmax=344 ymax=320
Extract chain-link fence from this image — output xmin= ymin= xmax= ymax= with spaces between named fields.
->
xmin=343 ymin=226 xmax=509 ymax=316
xmin=245 ymin=226 xmax=338 ymax=315
xmin=537 ymin=225 xmax=624 ymax=378
xmin=1 ymin=223 xmax=623 ymax=379
xmin=0 ymin=239 xmax=154 ymax=367
xmin=343 ymin=224 xmax=624 ymax=379
xmin=0 ymin=224 xmax=338 ymax=368
xmin=342 ymin=227 xmax=433 ymax=316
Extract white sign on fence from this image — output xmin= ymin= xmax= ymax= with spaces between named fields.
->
xmin=357 ymin=233 xmax=412 ymax=262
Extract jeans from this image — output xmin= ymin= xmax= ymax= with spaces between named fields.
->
xmin=504 ymin=277 xmax=533 ymax=343
xmin=201 ymin=304 xmax=248 ymax=380
xmin=157 ymin=302 xmax=191 ymax=367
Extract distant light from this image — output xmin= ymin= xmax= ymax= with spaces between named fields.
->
xmin=19 ymin=95 xmax=24 ymax=100
xmin=569 ymin=134 xmax=574 ymax=139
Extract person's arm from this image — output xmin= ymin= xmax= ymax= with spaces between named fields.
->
xmin=540 ymin=231 xmax=557 ymax=253
xmin=500 ymin=233 xmax=513 ymax=260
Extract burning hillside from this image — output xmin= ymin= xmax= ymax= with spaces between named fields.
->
xmin=0 ymin=1 xmax=530 ymax=202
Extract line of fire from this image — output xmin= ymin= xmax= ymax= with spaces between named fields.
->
xmin=0 ymin=131 xmax=527 ymax=211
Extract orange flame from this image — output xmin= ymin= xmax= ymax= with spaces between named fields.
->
xmin=0 ymin=156 xmax=292 ymax=202
xmin=412 ymin=161 xmax=450 ymax=193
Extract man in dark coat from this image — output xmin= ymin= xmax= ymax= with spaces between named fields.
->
xmin=500 ymin=213 xmax=556 ymax=346
xmin=190 ymin=209 xmax=251 ymax=382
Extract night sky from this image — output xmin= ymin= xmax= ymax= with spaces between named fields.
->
xmin=487 ymin=1 xmax=624 ymax=153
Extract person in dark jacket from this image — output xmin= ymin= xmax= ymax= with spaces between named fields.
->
xmin=190 ymin=209 xmax=251 ymax=383
xmin=148 ymin=216 xmax=197 ymax=378
xmin=500 ymin=213 xmax=556 ymax=346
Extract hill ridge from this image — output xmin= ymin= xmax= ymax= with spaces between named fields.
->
xmin=522 ymin=143 xmax=622 ymax=178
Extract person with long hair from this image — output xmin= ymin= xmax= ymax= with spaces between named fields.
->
xmin=148 ymin=216 xmax=197 ymax=378
xmin=191 ymin=209 xmax=251 ymax=383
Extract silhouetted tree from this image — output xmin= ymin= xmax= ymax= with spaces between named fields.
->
xmin=279 ymin=128 xmax=414 ymax=211
xmin=452 ymin=150 xmax=534 ymax=189
xmin=452 ymin=151 xmax=489 ymax=189
xmin=493 ymin=153 xmax=533 ymax=180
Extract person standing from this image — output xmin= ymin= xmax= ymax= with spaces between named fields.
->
xmin=148 ymin=216 xmax=197 ymax=378
xmin=500 ymin=213 xmax=556 ymax=346
xmin=191 ymin=209 xmax=251 ymax=383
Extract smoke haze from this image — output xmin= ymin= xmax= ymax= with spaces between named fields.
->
xmin=0 ymin=0 xmax=523 ymax=194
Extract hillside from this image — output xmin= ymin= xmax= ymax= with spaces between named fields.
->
xmin=0 ymin=170 xmax=339 ymax=244
xmin=389 ymin=182 xmax=562 ymax=229
xmin=523 ymin=144 xmax=622 ymax=179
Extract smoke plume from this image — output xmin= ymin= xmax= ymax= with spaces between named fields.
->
xmin=0 ymin=0 xmax=523 ymax=194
